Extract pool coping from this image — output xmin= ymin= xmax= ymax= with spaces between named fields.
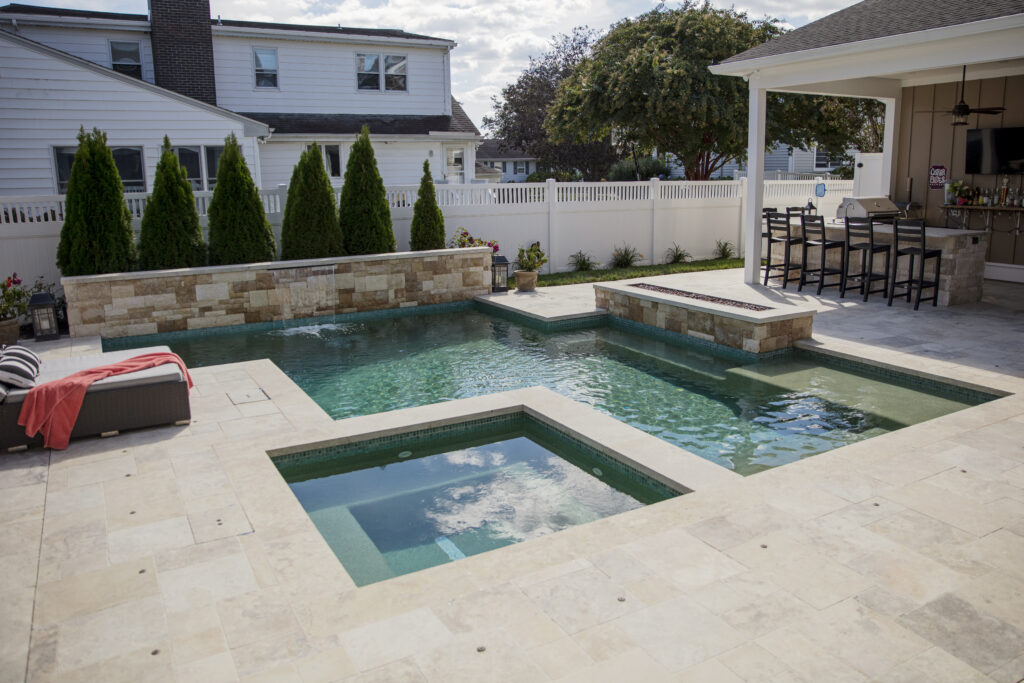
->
xmin=267 ymin=386 xmax=741 ymax=495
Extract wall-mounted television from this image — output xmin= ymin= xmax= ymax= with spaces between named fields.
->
xmin=965 ymin=127 xmax=1024 ymax=175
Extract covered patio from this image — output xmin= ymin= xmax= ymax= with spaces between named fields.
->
xmin=710 ymin=0 xmax=1024 ymax=287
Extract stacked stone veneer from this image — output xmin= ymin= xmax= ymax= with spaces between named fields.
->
xmin=595 ymin=287 xmax=813 ymax=354
xmin=62 ymin=248 xmax=492 ymax=338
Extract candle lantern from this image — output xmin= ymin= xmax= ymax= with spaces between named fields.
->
xmin=28 ymin=292 xmax=59 ymax=341
xmin=491 ymin=255 xmax=510 ymax=293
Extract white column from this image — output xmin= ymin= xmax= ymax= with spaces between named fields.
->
xmin=880 ymin=94 xmax=900 ymax=199
xmin=743 ymin=81 xmax=767 ymax=284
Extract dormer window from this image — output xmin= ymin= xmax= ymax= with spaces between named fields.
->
xmin=254 ymin=48 xmax=278 ymax=88
xmin=356 ymin=53 xmax=407 ymax=92
xmin=110 ymin=41 xmax=141 ymax=78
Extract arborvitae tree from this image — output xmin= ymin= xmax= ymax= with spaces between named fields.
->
xmin=281 ymin=143 xmax=343 ymax=259
xmin=138 ymin=136 xmax=206 ymax=270
xmin=409 ymin=159 xmax=444 ymax=250
xmin=56 ymin=127 xmax=137 ymax=275
xmin=338 ymin=126 xmax=395 ymax=255
xmin=207 ymin=133 xmax=276 ymax=265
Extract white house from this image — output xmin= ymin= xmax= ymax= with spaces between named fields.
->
xmin=475 ymin=139 xmax=538 ymax=182
xmin=0 ymin=1 xmax=481 ymax=196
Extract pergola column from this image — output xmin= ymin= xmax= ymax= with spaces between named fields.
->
xmin=880 ymin=94 xmax=901 ymax=198
xmin=743 ymin=81 xmax=766 ymax=284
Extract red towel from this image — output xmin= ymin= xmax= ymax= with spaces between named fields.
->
xmin=18 ymin=352 xmax=193 ymax=450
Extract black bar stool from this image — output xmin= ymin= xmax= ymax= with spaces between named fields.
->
xmin=763 ymin=212 xmax=802 ymax=288
xmin=762 ymin=206 xmax=778 ymax=262
xmin=888 ymin=218 xmax=941 ymax=310
xmin=842 ymin=217 xmax=891 ymax=301
xmin=799 ymin=215 xmax=845 ymax=294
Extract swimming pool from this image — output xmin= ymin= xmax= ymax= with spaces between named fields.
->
xmin=276 ymin=414 xmax=680 ymax=585
xmin=107 ymin=303 xmax=991 ymax=474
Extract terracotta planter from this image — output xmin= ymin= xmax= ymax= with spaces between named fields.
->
xmin=0 ymin=317 xmax=19 ymax=345
xmin=514 ymin=270 xmax=538 ymax=292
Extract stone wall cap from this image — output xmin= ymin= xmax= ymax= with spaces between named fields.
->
xmin=60 ymin=247 xmax=493 ymax=285
xmin=593 ymin=282 xmax=816 ymax=324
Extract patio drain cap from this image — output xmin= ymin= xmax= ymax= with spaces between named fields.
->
xmin=476 ymin=646 xmax=486 ymax=653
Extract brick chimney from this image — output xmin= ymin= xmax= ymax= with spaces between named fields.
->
xmin=148 ymin=0 xmax=217 ymax=105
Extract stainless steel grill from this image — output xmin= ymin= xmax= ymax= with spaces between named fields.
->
xmin=836 ymin=196 xmax=902 ymax=222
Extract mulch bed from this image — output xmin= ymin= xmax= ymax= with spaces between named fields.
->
xmin=628 ymin=283 xmax=773 ymax=311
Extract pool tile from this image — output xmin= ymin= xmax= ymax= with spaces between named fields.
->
xmin=677 ymin=657 xmax=746 ymax=683
xmin=107 ymin=515 xmax=194 ymax=564
xmin=338 ymin=608 xmax=454 ymax=672
xmin=34 ymin=557 xmax=158 ymax=626
xmin=522 ymin=566 xmax=639 ymax=635
xmin=55 ymin=595 xmax=169 ymax=672
xmin=527 ymin=636 xmax=593 ymax=679
xmin=754 ymin=627 xmax=867 ymax=683
xmin=714 ymin=642 xmax=808 ymax=682
xmin=875 ymin=646 xmax=990 ymax=683
xmin=158 ymin=547 xmax=260 ymax=613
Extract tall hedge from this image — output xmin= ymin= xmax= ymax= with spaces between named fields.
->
xmin=409 ymin=159 xmax=444 ymax=250
xmin=281 ymin=143 xmax=343 ymax=260
xmin=56 ymin=127 xmax=137 ymax=275
xmin=207 ymin=133 xmax=276 ymax=265
xmin=338 ymin=126 xmax=395 ymax=255
xmin=138 ymin=137 xmax=206 ymax=270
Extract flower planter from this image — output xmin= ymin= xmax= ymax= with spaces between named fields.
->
xmin=515 ymin=270 xmax=539 ymax=292
xmin=0 ymin=317 xmax=19 ymax=345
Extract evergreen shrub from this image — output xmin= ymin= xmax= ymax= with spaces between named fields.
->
xmin=207 ymin=133 xmax=276 ymax=265
xmin=138 ymin=136 xmax=206 ymax=270
xmin=409 ymin=160 xmax=444 ymax=250
xmin=56 ymin=127 xmax=137 ymax=275
xmin=281 ymin=143 xmax=343 ymax=260
xmin=338 ymin=126 xmax=395 ymax=255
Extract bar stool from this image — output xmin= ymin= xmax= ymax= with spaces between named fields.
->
xmin=842 ymin=216 xmax=891 ymax=302
xmin=799 ymin=215 xmax=845 ymax=294
xmin=762 ymin=206 xmax=778 ymax=261
xmin=763 ymin=212 xmax=802 ymax=288
xmin=888 ymin=218 xmax=941 ymax=310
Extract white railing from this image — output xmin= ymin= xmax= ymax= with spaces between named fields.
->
xmin=557 ymin=181 xmax=650 ymax=203
xmin=1 ymin=195 xmax=66 ymax=224
xmin=660 ymin=180 xmax=742 ymax=201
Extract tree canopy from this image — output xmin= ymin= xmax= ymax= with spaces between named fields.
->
xmin=207 ymin=133 xmax=277 ymax=265
xmin=546 ymin=2 xmax=884 ymax=179
xmin=281 ymin=142 xmax=343 ymax=260
xmin=484 ymin=28 xmax=619 ymax=181
xmin=338 ymin=126 xmax=395 ymax=255
xmin=409 ymin=160 xmax=444 ymax=250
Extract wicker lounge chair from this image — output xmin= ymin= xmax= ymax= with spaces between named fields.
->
xmin=0 ymin=345 xmax=191 ymax=451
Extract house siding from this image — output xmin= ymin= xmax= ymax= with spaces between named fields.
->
xmin=259 ymin=140 xmax=455 ymax=187
xmin=212 ymin=36 xmax=448 ymax=116
xmin=12 ymin=25 xmax=156 ymax=83
xmin=0 ymin=35 xmax=257 ymax=195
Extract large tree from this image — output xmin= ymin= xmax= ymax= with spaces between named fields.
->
xmin=338 ymin=126 xmax=395 ymax=255
xmin=547 ymin=3 xmax=883 ymax=180
xmin=281 ymin=142 xmax=343 ymax=260
xmin=57 ymin=127 xmax=137 ymax=276
xmin=484 ymin=28 xmax=619 ymax=181
xmin=138 ymin=137 xmax=206 ymax=270
xmin=207 ymin=133 xmax=277 ymax=265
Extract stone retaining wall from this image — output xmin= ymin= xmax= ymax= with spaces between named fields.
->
xmin=595 ymin=287 xmax=813 ymax=354
xmin=63 ymin=248 xmax=492 ymax=338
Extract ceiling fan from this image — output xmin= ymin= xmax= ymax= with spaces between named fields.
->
xmin=929 ymin=66 xmax=1005 ymax=126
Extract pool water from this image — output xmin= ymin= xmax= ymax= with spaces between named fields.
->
xmin=109 ymin=306 xmax=989 ymax=475
xmin=276 ymin=416 xmax=679 ymax=585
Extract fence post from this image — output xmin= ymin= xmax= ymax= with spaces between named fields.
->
xmin=546 ymin=178 xmax=556 ymax=274
xmin=649 ymin=177 xmax=660 ymax=266
xmin=738 ymin=177 xmax=747 ymax=259
xmin=277 ymin=184 xmax=287 ymax=217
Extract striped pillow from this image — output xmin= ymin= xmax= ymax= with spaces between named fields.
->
xmin=1 ymin=345 xmax=41 ymax=374
xmin=0 ymin=356 xmax=36 ymax=388
xmin=0 ymin=382 xmax=7 ymax=404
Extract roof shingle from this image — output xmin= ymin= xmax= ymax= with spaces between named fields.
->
xmin=240 ymin=98 xmax=479 ymax=136
xmin=722 ymin=0 xmax=1024 ymax=65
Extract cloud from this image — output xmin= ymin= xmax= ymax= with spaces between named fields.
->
xmin=14 ymin=0 xmax=859 ymax=129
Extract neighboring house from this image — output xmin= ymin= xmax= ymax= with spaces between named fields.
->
xmin=473 ymin=161 xmax=501 ymax=183
xmin=475 ymin=139 xmax=538 ymax=182
xmin=0 ymin=1 xmax=481 ymax=196
xmin=668 ymin=144 xmax=846 ymax=179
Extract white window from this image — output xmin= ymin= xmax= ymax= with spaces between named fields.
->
xmin=356 ymin=53 xmax=407 ymax=92
xmin=253 ymin=48 xmax=278 ymax=88
xmin=323 ymin=144 xmax=342 ymax=178
xmin=501 ymin=161 xmax=507 ymax=173
xmin=814 ymin=149 xmax=832 ymax=169
xmin=515 ymin=161 xmax=526 ymax=174
xmin=205 ymin=146 xmax=224 ymax=189
xmin=445 ymin=148 xmax=464 ymax=184
xmin=54 ymin=146 xmax=146 ymax=193
xmin=171 ymin=146 xmax=203 ymax=191
xmin=110 ymin=40 xmax=141 ymax=78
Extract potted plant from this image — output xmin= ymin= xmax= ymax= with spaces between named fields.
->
xmin=515 ymin=243 xmax=548 ymax=292
xmin=0 ymin=273 xmax=29 ymax=344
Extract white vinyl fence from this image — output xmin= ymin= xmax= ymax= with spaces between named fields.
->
xmin=0 ymin=178 xmax=850 ymax=287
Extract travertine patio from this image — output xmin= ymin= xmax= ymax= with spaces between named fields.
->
xmin=2 ymin=270 xmax=1023 ymax=683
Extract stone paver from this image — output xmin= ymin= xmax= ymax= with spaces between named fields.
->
xmin=0 ymin=271 xmax=1022 ymax=682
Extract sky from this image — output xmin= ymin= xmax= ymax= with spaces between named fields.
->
xmin=13 ymin=0 xmax=859 ymax=130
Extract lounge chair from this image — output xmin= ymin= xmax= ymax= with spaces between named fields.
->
xmin=0 ymin=345 xmax=191 ymax=451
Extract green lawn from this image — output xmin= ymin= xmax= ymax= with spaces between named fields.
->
xmin=513 ymin=258 xmax=744 ymax=288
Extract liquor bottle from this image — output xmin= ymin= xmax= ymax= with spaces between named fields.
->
xmin=1000 ymin=176 xmax=1009 ymax=206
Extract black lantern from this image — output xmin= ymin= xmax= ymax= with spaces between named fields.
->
xmin=28 ymin=292 xmax=59 ymax=341
xmin=804 ymin=198 xmax=817 ymax=214
xmin=491 ymin=255 xmax=510 ymax=292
